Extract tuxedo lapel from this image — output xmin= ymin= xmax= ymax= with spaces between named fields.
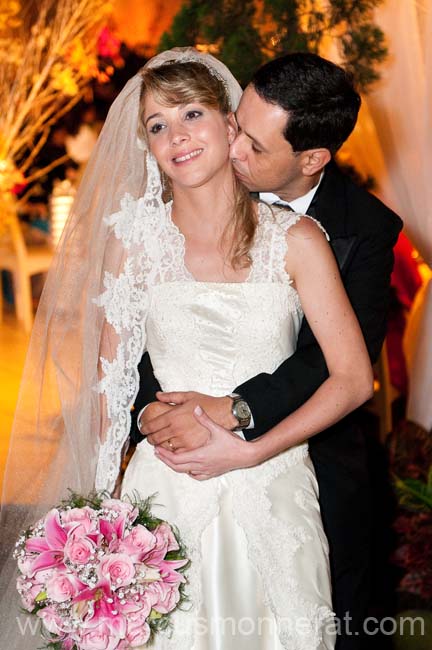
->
xmin=329 ymin=236 xmax=357 ymax=272
xmin=311 ymin=162 xmax=349 ymax=236
xmin=310 ymin=162 xmax=358 ymax=272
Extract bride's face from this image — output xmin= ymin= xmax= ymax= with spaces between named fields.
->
xmin=143 ymin=92 xmax=236 ymax=190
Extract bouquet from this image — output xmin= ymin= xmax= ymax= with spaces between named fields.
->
xmin=14 ymin=493 xmax=189 ymax=649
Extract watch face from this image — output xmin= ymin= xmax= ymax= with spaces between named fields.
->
xmin=236 ymin=401 xmax=250 ymax=419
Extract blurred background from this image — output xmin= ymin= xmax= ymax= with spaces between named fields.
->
xmin=0 ymin=1 xmax=431 ymax=647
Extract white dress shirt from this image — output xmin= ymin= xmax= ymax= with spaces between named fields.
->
xmin=260 ymin=173 xmax=323 ymax=213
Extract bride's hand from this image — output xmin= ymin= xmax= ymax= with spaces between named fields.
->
xmin=154 ymin=406 xmax=259 ymax=480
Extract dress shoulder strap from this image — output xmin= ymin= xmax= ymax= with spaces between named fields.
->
xmin=270 ymin=204 xmax=330 ymax=240
xmin=249 ymin=202 xmax=329 ymax=283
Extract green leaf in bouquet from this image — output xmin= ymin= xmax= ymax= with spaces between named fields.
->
xmin=35 ymin=590 xmax=48 ymax=603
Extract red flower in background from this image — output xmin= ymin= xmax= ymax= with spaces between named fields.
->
xmin=98 ymin=27 xmax=122 ymax=62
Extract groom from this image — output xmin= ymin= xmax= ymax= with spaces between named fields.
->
xmin=132 ymin=53 xmax=402 ymax=648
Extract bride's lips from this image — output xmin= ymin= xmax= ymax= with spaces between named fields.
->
xmin=172 ymin=148 xmax=203 ymax=164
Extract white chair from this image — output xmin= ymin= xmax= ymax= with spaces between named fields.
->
xmin=0 ymin=211 xmax=53 ymax=332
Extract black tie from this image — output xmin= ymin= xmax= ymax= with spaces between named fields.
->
xmin=273 ymin=201 xmax=294 ymax=211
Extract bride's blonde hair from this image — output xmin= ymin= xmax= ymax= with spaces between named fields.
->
xmin=140 ymin=61 xmax=257 ymax=269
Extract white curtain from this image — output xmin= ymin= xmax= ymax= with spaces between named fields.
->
xmin=338 ymin=0 xmax=432 ymax=430
xmin=343 ymin=0 xmax=432 ymax=266
xmin=404 ymin=276 xmax=432 ymax=430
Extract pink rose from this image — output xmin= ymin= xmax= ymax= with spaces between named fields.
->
xmin=119 ymin=525 xmax=156 ymax=560
xmin=17 ymin=555 xmax=35 ymax=576
xmin=142 ymin=536 xmax=166 ymax=566
xmin=100 ymin=499 xmax=138 ymax=522
xmin=100 ymin=553 xmax=135 ymax=587
xmin=46 ymin=571 xmax=81 ymax=602
xmin=16 ymin=576 xmax=44 ymax=611
xmin=61 ymin=507 xmax=98 ymax=535
xmin=126 ymin=621 xmax=151 ymax=647
xmin=146 ymin=581 xmax=180 ymax=614
xmin=155 ymin=522 xmax=180 ymax=553
xmin=125 ymin=598 xmax=152 ymax=628
xmin=64 ymin=534 xmax=95 ymax=564
xmin=37 ymin=605 xmax=65 ymax=635
xmin=78 ymin=624 xmax=120 ymax=650
xmin=33 ymin=567 xmax=55 ymax=585
xmin=142 ymin=522 xmax=180 ymax=565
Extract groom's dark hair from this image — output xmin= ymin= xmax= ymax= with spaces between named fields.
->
xmin=251 ymin=52 xmax=361 ymax=155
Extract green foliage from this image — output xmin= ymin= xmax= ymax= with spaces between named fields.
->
xmin=160 ymin=0 xmax=387 ymax=91
xmin=159 ymin=0 xmax=264 ymax=85
xmin=337 ymin=18 xmax=387 ymax=89
xmin=159 ymin=0 xmax=204 ymax=49
xmin=395 ymin=467 xmax=432 ymax=513
xmin=263 ymin=0 xmax=320 ymax=54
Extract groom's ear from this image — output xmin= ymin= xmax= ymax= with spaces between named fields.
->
xmin=226 ymin=113 xmax=237 ymax=144
xmin=300 ymin=148 xmax=331 ymax=176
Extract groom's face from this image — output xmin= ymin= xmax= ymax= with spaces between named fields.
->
xmin=230 ymin=85 xmax=304 ymax=199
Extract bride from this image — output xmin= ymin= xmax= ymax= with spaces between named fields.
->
xmin=0 ymin=48 xmax=372 ymax=650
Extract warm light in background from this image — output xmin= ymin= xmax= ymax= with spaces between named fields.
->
xmin=50 ymin=180 xmax=76 ymax=247
xmin=112 ymin=0 xmax=184 ymax=55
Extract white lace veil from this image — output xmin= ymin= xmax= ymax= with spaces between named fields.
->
xmin=0 ymin=47 xmax=242 ymax=648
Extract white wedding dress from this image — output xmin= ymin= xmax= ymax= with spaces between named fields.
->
xmin=121 ymin=202 xmax=335 ymax=649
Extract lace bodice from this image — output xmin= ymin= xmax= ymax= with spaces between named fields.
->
xmin=146 ymin=202 xmax=309 ymax=395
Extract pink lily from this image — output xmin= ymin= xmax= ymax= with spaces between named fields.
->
xmin=72 ymin=578 xmax=123 ymax=633
xmin=26 ymin=509 xmax=67 ymax=575
xmin=99 ymin=515 xmax=127 ymax=547
xmin=72 ymin=576 xmax=112 ymax=606
xmin=159 ymin=559 xmax=188 ymax=584
xmin=74 ymin=579 xmax=127 ymax=637
xmin=84 ymin=600 xmax=127 ymax=638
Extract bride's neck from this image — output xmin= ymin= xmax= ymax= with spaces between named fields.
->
xmin=171 ymin=170 xmax=236 ymax=236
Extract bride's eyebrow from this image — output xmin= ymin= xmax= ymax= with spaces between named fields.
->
xmin=145 ymin=103 xmax=200 ymax=126
xmin=144 ymin=112 xmax=163 ymax=126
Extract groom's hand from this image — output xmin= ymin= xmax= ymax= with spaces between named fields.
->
xmin=142 ymin=391 xmax=237 ymax=452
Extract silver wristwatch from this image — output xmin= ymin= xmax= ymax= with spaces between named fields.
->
xmin=228 ymin=393 xmax=252 ymax=429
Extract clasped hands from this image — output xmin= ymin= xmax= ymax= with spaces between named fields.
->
xmin=139 ymin=391 xmax=257 ymax=480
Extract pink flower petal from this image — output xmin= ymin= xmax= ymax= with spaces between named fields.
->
xmin=25 ymin=537 xmax=49 ymax=553
xmin=30 ymin=550 xmax=63 ymax=575
xmin=44 ymin=509 xmax=67 ymax=550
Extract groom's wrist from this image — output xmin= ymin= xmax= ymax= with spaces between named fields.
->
xmin=216 ymin=396 xmax=239 ymax=430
